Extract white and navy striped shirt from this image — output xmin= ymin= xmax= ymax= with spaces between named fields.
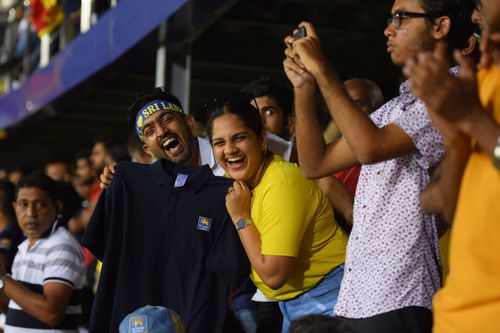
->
xmin=5 ymin=225 xmax=84 ymax=333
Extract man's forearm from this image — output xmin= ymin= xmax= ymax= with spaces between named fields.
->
xmin=312 ymin=64 xmax=385 ymax=162
xmin=440 ymin=140 xmax=471 ymax=223
xmin=294 ymin=87 xmax=331 ymax=177
xmin=463 ymin=109 xmax=500 ymax=162
xmin=3 ymin=277 xmax=70 ymax=327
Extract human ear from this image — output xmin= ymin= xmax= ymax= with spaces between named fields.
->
xmin=432 ymin=16 xmax=452 ymax=41
xmin=143 ymin=144 xmax=153 ymax=158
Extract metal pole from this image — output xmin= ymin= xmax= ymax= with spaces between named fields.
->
xmin=155 ymin=21 xmax=167 ymax=87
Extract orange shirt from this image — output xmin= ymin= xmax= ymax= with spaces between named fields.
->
xmin=433 ymin=65 xmax=500 ymax=333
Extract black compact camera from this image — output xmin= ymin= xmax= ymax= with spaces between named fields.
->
xmin=293 ymin=26 xmax=307 ymax=40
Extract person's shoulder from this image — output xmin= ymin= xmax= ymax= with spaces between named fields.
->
xmin=115 ymin=160 xmax=151 ymax=175
xmin=269 ymin=155 xmax=300 ymax=175
xmin=202 ymin=173 xmax=233 ymax=189
xmin=477 ymin=64 xmax=500 ymax=84
xmin=50 ymin=227 xmax=82 ymax=250
xmin=261 ymin=155 xmax=305 ymax=185
xmin=113 ymin=161 xmax=156 ymax=185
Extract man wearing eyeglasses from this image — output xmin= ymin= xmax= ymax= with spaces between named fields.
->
xmin=283 ymin=1 xmax=476 ymax=332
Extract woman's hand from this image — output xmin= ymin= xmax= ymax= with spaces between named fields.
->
xmin=225 ymin=180 xmax=252 ymax=223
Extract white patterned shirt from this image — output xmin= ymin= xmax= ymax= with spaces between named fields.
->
xmin=334 ymin=72 xmax=455 ymax=318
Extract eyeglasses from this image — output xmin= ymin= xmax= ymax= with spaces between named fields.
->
xmin=387 ymin=10 xmax=437 ymax=29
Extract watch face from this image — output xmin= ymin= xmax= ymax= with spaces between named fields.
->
xmin=236 ymin=219 xmax=246 ymax=230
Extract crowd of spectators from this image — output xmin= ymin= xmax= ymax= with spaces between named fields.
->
xmin=0 ymin=0 xmax=499 ymax=332
xmin=0 ymin=0 xmax=113 ymax=94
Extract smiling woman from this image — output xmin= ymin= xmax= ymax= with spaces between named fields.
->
xmin=207 ymin=97 xmax=348 ymax=332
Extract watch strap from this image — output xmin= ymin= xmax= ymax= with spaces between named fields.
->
xmin=236 ymin=218 xmax=253 ymax=231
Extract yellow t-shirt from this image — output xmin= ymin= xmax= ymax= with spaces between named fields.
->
xmin=433 ymin=65 xmax=500 ymax=333
xmin=249 ymin=155 xmax=347 ymax=300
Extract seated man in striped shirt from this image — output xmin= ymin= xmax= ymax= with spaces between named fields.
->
xmin=1 ymin=173 xmax=84 ymax=332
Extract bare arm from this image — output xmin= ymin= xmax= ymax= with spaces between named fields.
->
xmin=438 ymin=139 xmax=471 ymax=223
xmin=67 ymin=198 xmax=97 ymax=235
xmin=0 ymin=254 xmax=9 ymax=313
xmin=283 ymin=46 xmax=359 ymax=178
xmin=462 ymin=109 xmax=500 ymax=161
xmin=286 ymin=22 xmax=416 ymax=169
xmin=233 ymin=224 xmax=295 ymax=290
xmin=226 ymin=181 xmax=295 ymax=290
xmin=3 ymin=277 xmax=72 ymax=327
xmin=293 ymin=81 xmax=359 ymax=177
xmin=317 ymin=176 xmax=353 ymax=230
xmin=406 ymin=49 xmax=500 ymax=163
xmin=420 ymin=136 xmax=470 ymax=224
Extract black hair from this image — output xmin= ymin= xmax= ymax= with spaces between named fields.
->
xmin=290 ymin=315 xmax=358 ymax=333
xmin=206 ymin=94 xmax=265 ymax=143
xmin=93 ymin=135 xmax=120 ymax=153
xmin=420 ymin=0 xmax=476 ymax=51
xmin=127 ymin=131 xmax=144 ymax=153
xmin=241 ymin=76 xmax=293 ymax=117
xmin=44 ymin=157 xmax=69 ymax=172
xmin=127 ymin=86 xmax=184 ymax=128
xmin=190 ymin=103 xmax=210 ymax=128
xmin=15 ymin=173 xmax=60 ymax=205
xmin=109 ymin=143 xmax=130 ymax=163
xmin=74 ymin=149 xmax=91 ymax=163
xmin=55 ymin=180 xmax=82 ymax=227
xmin=0 ymin=180 xmax=16 ymax=222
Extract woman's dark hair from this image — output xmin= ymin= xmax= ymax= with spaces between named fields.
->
xmin=421 ymin=0 xmax=476 ymax=51
xmin=206 ymin=93 xmax=265 ymax=143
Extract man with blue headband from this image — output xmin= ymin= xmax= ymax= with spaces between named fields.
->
xmin=131 ymin=87 xmax=224 ymax=175
xmin=82 ymin=87 xmax=249 ymax=332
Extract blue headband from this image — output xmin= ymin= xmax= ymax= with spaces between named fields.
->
xmin=135 ymin=99 xmax=184 ymax=141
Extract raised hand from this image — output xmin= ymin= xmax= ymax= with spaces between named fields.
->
xmin=99 ymin=163 xmax=116 ymax=189
xmin=225 ymin=180 xmax=252 ymax=223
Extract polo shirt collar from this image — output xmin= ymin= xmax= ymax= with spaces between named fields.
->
xmin=151 ymin=158 xmax=212 ymax=193
xmin=19 ymin=219 xmax=59 ymax=253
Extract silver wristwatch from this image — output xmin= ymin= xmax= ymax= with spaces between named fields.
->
xmin=235 ymin=218 xmax=254 ymax=231
xmin=0 ymin=273 xmax=10 ymax=290
xmin=493 ymin=136 xmax=500 ymax=170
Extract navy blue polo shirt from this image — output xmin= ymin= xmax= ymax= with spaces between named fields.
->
xmin=82 ymin=159 xmax=249 ymax=333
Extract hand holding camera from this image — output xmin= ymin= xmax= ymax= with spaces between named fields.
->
xmin=293 ymin=26 xmax=307 ymax=40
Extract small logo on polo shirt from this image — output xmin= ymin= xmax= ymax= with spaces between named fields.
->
xmin=129 ymin=315 xmax=147 ymax=332
xmin=197 ymin=216 xmax=212 ymax=232
xmin=0 ymin=239 xmax=11 ymax=250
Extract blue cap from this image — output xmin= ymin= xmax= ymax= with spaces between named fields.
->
xmin=119 ymin=305 xmax=185 ymax=333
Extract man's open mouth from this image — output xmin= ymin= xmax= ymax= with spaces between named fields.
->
xmin=162 ymin=137 xmax=180 ymax=151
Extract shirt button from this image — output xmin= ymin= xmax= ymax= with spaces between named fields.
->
xmin=348 ymin=268 xmax=352 ymax=272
